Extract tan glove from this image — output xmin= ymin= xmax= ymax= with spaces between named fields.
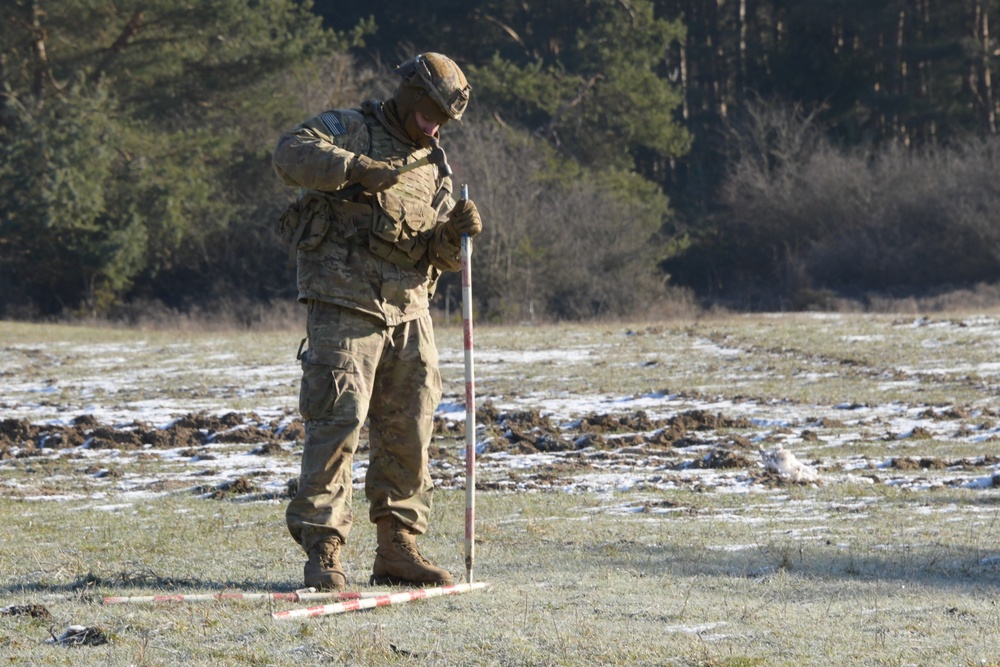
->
xmin=347 ymin=154 xmax=399 ymax=193
xmin=442 ymin=199 xmax=482 ymax=244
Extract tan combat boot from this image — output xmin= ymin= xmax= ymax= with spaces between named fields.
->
xmin=370 ymin=518 xmax=453 ymax=587
xmin=304 ymin=537 xmax=346 ymax=591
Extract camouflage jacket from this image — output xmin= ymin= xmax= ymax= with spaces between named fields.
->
xmin=272 ymin=100 xmax=461 ymax=326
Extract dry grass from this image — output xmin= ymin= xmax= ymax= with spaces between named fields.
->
xmin=3 ymin=312 xmax=1000 ymax=665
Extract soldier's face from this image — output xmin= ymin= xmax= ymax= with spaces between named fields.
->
xmin=414 ymin=110 xmax=442 ymax=138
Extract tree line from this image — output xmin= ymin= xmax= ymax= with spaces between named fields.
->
xmin=2 ymin=0 xmax=999 ymax=322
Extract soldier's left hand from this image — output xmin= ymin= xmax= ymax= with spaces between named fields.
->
xmin=443 ymin=199 xmax=482 ymax=243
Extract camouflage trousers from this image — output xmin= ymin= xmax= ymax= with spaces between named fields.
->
xmin=286 ymin=301 xmax=442 ymax=553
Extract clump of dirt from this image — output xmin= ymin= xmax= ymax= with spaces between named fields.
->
xmin=250 ymin=442 xmax=286 ymax=456
xmin=207 ymin=476 xmax=257 ymax=499
xmin=1 ymin=604 xmax=52 ymax=620
xmin=644 ymin=429 xmax=675 ymax=448
xmin=501 ymin=408 xmax=553 ymax=431
xmin=433 ymin=416 xmax=463 ymax=435
xmin=140 ymin=427 xmax=202 ymax=449
xmin=672 ymin=435 xmax=712 ymax=448
xmin=177 ymin=447 xmax=214 ymax=459
xmin=920 ymin=406 xmax=971 ymax=420
xmin=573 ymin=433 xmax=606 ymax=450
xmin=691 ymin=446 xmax=755 ymax=469
xmin=532 ymin=434 xmax=569 ymax=453
xmin=494 ymin=408 xmax=567 ymax=452
xmin=728 ymin=435 xmax=754 ymax=449
xmin=48 ymin=625 xmax=109 ymax=647
xmin=438 ymin=405 xmax=758 ymax=456
xmin=890 ymin=457 xmax=919 ymax=470
xmin=0 ymin=413 xmax=306 ymax=453
xmin=638 ymin=499 xmax=680 ymax=512
xmin=87 ymin=426 xmax=143 ymax=449
xmin=82 ymin=465 xmax=123 ymax=479
xmin=0 ymin=418 xmax=38 ymax=444
xmin=477 ymin=402 xmax=501 ymax=425
xmin=279 ymin=421 xmax=305 ymax=442
xmin=580 ymin=411 xmax=666 ymax=434
xmin=752 ymin=468 xmax=820 ymax=487
xmin=890 ymin=457 xmax=946 ymax=470
xmin=673 ymin=410 xmax=753 ymax=431
xmin=640 ymin=410 xmax=755 ymax=449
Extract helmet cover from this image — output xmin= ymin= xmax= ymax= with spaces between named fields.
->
xmin=393 ymin=53 xmax=471 ymax=121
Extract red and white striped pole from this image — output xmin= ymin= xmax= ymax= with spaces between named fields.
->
xmin=460 ymin=183 xmax=476 ymax=585
xmin=271 ymin=582 xmax=489 ymax=619
xmin=102 ymin=590 xmax=386 ymax=605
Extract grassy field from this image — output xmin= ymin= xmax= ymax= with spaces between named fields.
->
xmin=2 ymin=313 xmax=1000 ymax=666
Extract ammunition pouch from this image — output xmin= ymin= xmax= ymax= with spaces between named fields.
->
xmin=278 ymin=183 xmax=438 ymax=271
xmin=367 ymin=190 xmax=437 ymax=269
xmin=278 ymin=191 xmax=371 ymax=267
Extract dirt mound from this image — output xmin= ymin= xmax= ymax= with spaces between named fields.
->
xmin=1 ymin=604 xmax=52 ymax=620
xmin=691 ymin=445 xmax=756 ymax=469
xmin=490 ymin=408 xmax=567 ymax=452
xmin=87 ymin=426 xmax=144 ymax=449
xmin=580 ymin=411 xmax=666 ymax=434
xmin=0 ymin=418 xmax=38 ymax=442
xmin=890 ymin=456 xmax=947 ymax=470
xmin=47 ymin=625 xmax=109 ymax=646
xmin=0 ymin=413 xmax=305 ymax=455
xmin=448 ymin=405 xmax=761 ymax=455
xmin=668 ymin=410 xmax=753 ymax=431
xmin=207 ymin=476 xmax=257 ymax=498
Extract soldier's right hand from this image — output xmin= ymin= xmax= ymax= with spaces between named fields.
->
xmin=348 ymin=154 xmax=400 ymax=193
xmin=442 ymin=199 xmax=483 ymax=243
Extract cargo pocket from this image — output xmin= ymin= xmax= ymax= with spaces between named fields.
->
xmin=369 ymin=192 xmax=432 ymax=267
xmin=279 ymin=193 xmax=333 ymax=252
xmin=299 ymin=349 xmax=357 ymax=422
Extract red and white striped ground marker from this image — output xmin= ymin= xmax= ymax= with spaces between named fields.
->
xmin=271 ymin=582 xmax=489 ymax=619
xmin=460 ymin=183 xmax=477 ymax=585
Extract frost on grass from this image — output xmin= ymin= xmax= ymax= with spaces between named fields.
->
xmin=3 ymin=398 xmax=1000 ymax=502
xmin=4 ymin=317 xmax=1000 ymax=502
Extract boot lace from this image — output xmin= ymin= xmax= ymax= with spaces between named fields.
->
xmin=393 ymin=532 xmax=430 ymax=565
xmin=313 ymin=540 xmax=341 ymax=569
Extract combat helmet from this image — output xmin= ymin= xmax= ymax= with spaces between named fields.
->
xmin=393 ymin=53 xmax=471 ymax=123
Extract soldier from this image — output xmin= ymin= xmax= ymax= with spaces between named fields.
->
xmin=272 ymin=53 xmax=482 ymax=590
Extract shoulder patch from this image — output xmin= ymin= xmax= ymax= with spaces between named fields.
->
xmin=318 ymin=111 xmax=348 ymax=136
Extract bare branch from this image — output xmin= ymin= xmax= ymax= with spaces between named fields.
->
xmin=110 ymin=10 xmax=145 ymax=53
xmin=27 ymin=0 xmax=50 ymax=107
xmin=479 ymin=13 xmax=526 ymax=50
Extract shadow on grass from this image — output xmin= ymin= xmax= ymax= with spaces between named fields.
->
xmin=583 ymin=538 xmax=1000 ymax=592
xmin=1 ymin=570 xmax=305 ymax=599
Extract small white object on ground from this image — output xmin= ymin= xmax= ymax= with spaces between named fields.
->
xmin=760 ymin=445 xmax=819 ymax=483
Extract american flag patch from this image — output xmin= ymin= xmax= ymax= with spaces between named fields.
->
xmin=319 ymin=111 xmax=347 ymax=136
